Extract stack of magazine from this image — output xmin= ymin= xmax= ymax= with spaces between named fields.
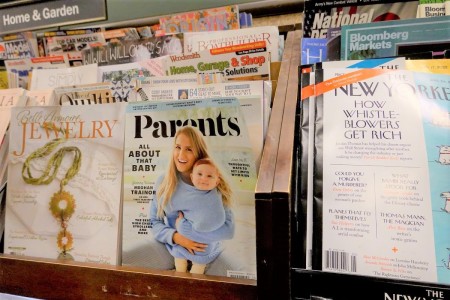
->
xmin=0 ymin=3 xmax=282 ymax=281
xmin=301 ymin=0 xmax=450 ymax=63
xmin=295 ymin=1 xmax=450 ymax=292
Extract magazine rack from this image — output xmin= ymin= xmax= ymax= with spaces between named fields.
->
xmin=0 ymin=24 xmax=300 ymax=300
xmin=4 ymin=9 xmax=448 ymax=299
xmin=264 ymin=28 xmax=450 ymax=300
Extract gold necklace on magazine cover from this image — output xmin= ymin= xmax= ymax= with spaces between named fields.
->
xmin=21 ymin=127 xmax=81 ymax=261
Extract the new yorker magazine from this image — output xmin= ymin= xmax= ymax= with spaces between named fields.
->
xmin=4 ymin=103 xmax=126 ymax=265
xmin=315 ymin=68 xmax=450 ymax=284
xmin=122 ymin=97 xmax=257 ymax=279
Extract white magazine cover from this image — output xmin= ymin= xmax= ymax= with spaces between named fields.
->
xmin=319 ymin=57 xmax=406 ymax=70
xmin=163 ymin=41 xmax=271 ymax=82
xmin=184 ymin=26 xmax=280 ymax=62
xmin=5 ymin=55 xmax=70 ymax=89
xmin=29 ymin=64 xmax=99 ymax=91
xmin=315 ymin=68 xmax=450 ymax=284
xmin=0 ymin=89 xmax=28 ymax=191
xmin=0 ymin=88 xmax=28 ymax=143
xmin=137 ymin=74 xmax=199 ymax=86
xmin=25 ymin=89 xmax=56 ymax=106
xmin=417 ymin=0 xmax=445 ymax=18
xmin=5 ymin=103 xmax=127 ymax=265
xmin=97 ymin=57 xmax=166 ymax=83
xmin=131 ymin=80 xmax=271 ymax=169
xmin=53 ymin=82 xmax=134 ymax=105
xmin=122 ymin=97 xmax=257 ymax=279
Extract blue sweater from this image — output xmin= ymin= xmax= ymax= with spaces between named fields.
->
xmin=150 ymin=174 xmax=235 ymax=264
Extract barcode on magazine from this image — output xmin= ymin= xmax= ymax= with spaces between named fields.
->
xmin=325 ymin=250 xmax=357 ymax=273
xmin=227 ymin=271 xmax=257 ymax=280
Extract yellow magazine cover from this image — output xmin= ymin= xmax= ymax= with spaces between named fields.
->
xmin=0 ymin=71 xmax=8 ymax=89
xmin=406 ymin=58 xmax=450 ymax=74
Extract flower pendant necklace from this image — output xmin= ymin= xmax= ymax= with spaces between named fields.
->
xmin=22 ymin=137 xmax=82 ymax=260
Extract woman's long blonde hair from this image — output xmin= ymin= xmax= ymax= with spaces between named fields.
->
xmin=156 ymin=126 xmax=209 ymax=217
xmin=193 ymin=158 xmax=232 ymax=207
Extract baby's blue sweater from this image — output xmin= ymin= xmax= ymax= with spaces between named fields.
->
xmin=150 ymin=175 xmax=235 ymax=264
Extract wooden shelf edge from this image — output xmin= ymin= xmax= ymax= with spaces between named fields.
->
xmin=255 ymin=29 xmax=296 ymax=196
xmin=0 ymin=254 xmax=257 ymax=300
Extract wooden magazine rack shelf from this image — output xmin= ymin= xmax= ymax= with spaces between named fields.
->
xmin=255 ymin=29 xmax=301 ymax=300
xmin=0 ymin=254 xmax=256 ymax=299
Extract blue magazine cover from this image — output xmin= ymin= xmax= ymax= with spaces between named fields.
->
xmin=340 ymin=15 xmax=450 ymax=60
xmin=413 ymin=71 xmax=450 ymax=282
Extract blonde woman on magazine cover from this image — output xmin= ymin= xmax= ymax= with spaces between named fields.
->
xmin=149 ymin=126 xmax=236 ymax=275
